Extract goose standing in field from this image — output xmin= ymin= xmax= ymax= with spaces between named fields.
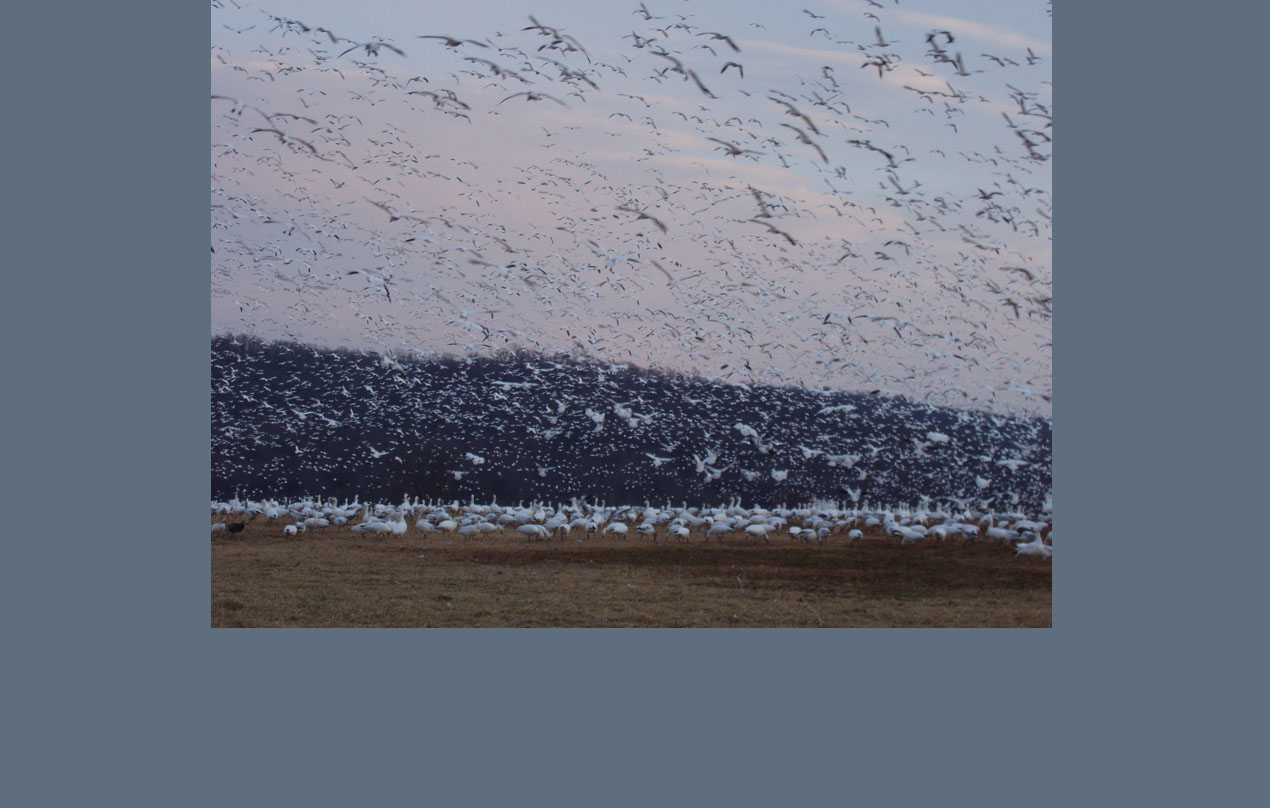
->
xmin=744 ymin=523 xmax=773 ymax=543
xmin=897 ymin=525 xmax=926 ymax=544
xmin=1014 ymin=532 xmax=1052 ymax=558
xmin=518 ymin=523 xmax=550 ymax=540
xmin=351 ymin=507 xmax=392 ymax=536
xmin=705 ymin=520 xmax=732 ymax=543
xmin=983 ymin=515 xmax=1018 ymax=542
xmin=390 ymin=511 xmax=409 ymax=536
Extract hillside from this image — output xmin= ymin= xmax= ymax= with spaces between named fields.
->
xmin=211 ymin=335 xmax=1051 ymax=510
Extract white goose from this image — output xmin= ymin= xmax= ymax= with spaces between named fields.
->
xmin=390 ymin=512 xmax=408 ymax=536
xmin=518 ymin=524 xmax=550 ymax=540
xmin=1014 ymin=532 xmax=1052 ymax=558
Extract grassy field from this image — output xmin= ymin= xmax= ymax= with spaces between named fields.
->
xmin=211 ymin=521 xmax=1051 ymax=627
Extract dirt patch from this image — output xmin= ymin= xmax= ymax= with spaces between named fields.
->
xmin=211 ymin=522 xmax=1051 ymax=627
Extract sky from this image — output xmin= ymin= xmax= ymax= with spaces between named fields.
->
xmin=211 ymin=0 xmax=1052 ymax=416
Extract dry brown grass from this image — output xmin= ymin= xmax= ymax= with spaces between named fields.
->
xmin=211 ymin=522 xmax=1051 ymax=628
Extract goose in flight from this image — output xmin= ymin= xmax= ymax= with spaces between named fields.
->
xmin=1002 ymin=266 xmax=1037 ymax=282
xmin=338 ymin=40 xmax=405 ymax=59
xmin=347 ymin=268 xmax=393 ymax=302
xmin=748 ymin=184 xmax=778 ymax=218
xmin=499 ymin=91 xmax=569 ymax=107
xmin=652 ymin=51 xmax=715 ymax=96
xmin=779 ymin=123 xmax=827 ymax=163
xmin=523 ymin=16 xmax=590 ymax=59
xmin=652 ymin=49 xmax=686 ymax=75
xmin=211 ymin=95 xmax=271 ymax=123
xmin=697 ymin=31 xmax=740 ymax=52
xmin=649 ymin=260 xmax=700 ymax=286
xmin=926 ymin=29 xmax=955 ymax=47
xmin=747 ymin=218 xmax=797 ymax=246
xmin=634 ymin=3 xmax=661 ymax=21
xmin=249 ymin=128 xmax=318 ymax=155
xmin=705 ymin=137 xmax=759 ymax=158
xmin=407 ymin=89 xmax=471 ymax=110
xmin=847 ymin=139 xmax=897 ymax=168
xmin=686 ymin=69 xmax=717 ymax=98
xmin=522 ymin=15 xmax=560 ymax=37
xmin=365 ymin=198 xmax=426 ymax=224
xmin=861 ymin=55 xmax=894 ymax=78
xmin=417 ymin=34 xmax=489 ymax=49
xmin=616 ymin=205 xmax=668 ymax=233
xmin=267 ymin=110 xmax=316 ymax=126
xmin=769 ymin=98 xmax=820 ymax=135
xmin=464 ymin=57 xmax=530 ymax=83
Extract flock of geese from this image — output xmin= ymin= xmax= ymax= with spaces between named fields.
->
xmin=211 ymin=337 xmax=1051 ymax=511
xmin=211 ymin=495 xmax=1053 ymax=558
xmin=211 ymin=0 xmax=1052 ymax=417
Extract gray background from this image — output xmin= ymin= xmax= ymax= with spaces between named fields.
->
xmin=5 ymin=1 xmax=1261 ymax=805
